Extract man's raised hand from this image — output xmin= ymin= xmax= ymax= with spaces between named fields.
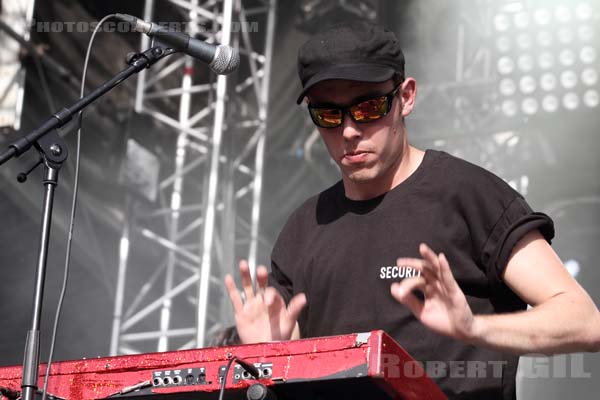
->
xmin=224 ymin=260 xmax=306 ymax=344
xmin=390 ymin=243 xmax=476 ymax=342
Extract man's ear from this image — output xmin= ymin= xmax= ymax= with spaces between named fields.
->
xmin=400 ymin=77 xmax=417 ymax=117
xmin=303 ymin=97 xmax=310 ymax=105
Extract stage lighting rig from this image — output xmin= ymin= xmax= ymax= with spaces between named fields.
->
xmin=492 ymin=1 xmax=599 ymax=118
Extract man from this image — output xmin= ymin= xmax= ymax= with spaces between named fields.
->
xmin=224 ymin=21 xmax=600 ymax=399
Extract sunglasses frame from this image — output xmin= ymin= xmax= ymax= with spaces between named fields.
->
xmin=307 ymin=83 xmax=402 ymax=129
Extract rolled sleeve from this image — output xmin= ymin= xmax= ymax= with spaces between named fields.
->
xmin=481 ymin=196 xmax=555 ymax=289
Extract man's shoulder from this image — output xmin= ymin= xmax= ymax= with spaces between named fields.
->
xmin=423 ymin=149 xmax=523 ymax=217
xmin=430 ymin=149 xmax=494 ymax=176
xmin=427 ymin=149 xmax=514 ymax=191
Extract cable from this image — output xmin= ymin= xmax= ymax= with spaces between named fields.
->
xmin=218 ymin=356 xmax=261 ymax=400
xmin=101 ymin=380 xmax=152 ymax=398
xmin=218 ymin=357 xmax=237 ymax=400
xmin=40 ymin=14 xmax=118 ymax=400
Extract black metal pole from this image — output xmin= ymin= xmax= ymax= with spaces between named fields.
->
xmin=21 ymin=164 xmax=59 ymax=400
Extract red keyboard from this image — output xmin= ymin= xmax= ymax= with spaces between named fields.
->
xmin=0 ymin=330 xmax=446 ymax=399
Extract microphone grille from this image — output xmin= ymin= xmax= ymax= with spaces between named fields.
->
xmin=210 ymin=45 xmax=240 ymax=75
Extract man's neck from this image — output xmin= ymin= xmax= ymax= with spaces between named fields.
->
xmin=343 ymin=145 xmax=425 ymax=201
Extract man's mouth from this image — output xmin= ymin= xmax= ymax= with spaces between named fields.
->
xmin=342 ymin=150 xmax=371 ymax=163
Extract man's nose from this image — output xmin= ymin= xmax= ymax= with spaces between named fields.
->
xmin=341 ymin=114 xmax=362 ymax=141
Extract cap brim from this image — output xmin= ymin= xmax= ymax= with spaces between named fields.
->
xmin=296 ymin=64 xmax=396 ymax=104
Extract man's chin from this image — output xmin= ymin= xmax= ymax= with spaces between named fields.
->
xmin=343 ymin=168 xmax=377 ymax=183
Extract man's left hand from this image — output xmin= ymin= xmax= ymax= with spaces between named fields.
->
xmin=390 ymin=243 xmax=477 ymax=342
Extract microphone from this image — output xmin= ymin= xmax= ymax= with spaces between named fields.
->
xmin=115 ymin=13 xmax=240 ymax=75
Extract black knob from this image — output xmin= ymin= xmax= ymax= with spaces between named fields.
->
xmin=246 ymin=383 xmax=276 ymax=400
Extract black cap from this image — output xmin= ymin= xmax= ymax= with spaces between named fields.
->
xmin=296 ymin=21 xmax=405 ymax=104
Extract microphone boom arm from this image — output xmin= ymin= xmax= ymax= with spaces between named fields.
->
xmin=0 ymin=45 xmax=178 ymax=166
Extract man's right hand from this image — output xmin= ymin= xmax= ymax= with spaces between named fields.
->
xmin=224 ymin=260 xmax=307 ymax=344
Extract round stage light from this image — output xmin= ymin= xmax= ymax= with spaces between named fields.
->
xmin=583 ymin=89 xmax=599 ymax=108
xmin=575 ymin=3 xmax=593 ymax=21
xmin=496 ymin=36 xmax=511 ymax=52
xmin=534 ymin=8 xmax=552 ymax=25
xmin=497 ymin=56 xmax=516 ymax=75
xmin=499 ymin=78 xmax=517 ymax=96
xmin=514 ymin=11 xmax=530 ymax=29
xmin=537 ymin=30 xmax=553 ymax=47
xmin=581 ymin=68 xmax=598 ymax=86
xmin=542 ymin=95 xmax=560 ymax=112
xmin=559 ymin=49 xmax=576 ymax=66
xmin=516 ymin=33 xmax=533 ymax=50
xmin=580 ymin=46 xmax=597 ymax=64
xmin=555 ymin=5 xmax=572 ymax=23
xmin=578 ymin=25 xmax=593 ymax=42
xmin=540 ymin=73 xmax=557 ymax=91
xmin=494 ymin=14 xmax=511 ymax=31
xmin=562 ymin=92 xmax=580 ymax=110
xmin=502 ymin=99 xmax=518 ymax=117
xmin=521 ymin=98 xmax=538 ymax=115
xmin=557 ymin=27 xmax=574 ymax=44
xmin=518 ymin=54 xmax=534 ymax=72
xmin=560 ymin=70 xmax=578 ymax=89
xmin=519 ymin=75 xmax=537 ymax=94
xmin=538 ymin=52 xmax=555 ymax=69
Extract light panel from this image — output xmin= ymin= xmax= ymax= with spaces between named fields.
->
xmin=493 ymin=1 xmax=599 ymax=117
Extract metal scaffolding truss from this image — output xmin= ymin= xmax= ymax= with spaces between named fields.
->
xmin=110 ymin=0 xmax=277 ymax=354
xmin=413 ymin=0 xmax=497 ymax=142
xmin=0 ymin=0 xmax=36 ymax=132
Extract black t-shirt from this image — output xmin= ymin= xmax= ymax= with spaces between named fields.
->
xmin=268 ymin=149 xmax=554 ymax=400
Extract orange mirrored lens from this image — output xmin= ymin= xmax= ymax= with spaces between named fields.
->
xmin=350 ymin=96 xmax=387 ymax=122
xmin=312 ymin=108 xmax=343 ymax=127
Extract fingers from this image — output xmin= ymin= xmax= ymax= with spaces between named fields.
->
xmin=438 ymin=252 xmax=460 ymax=292
xmin=225 ymin=274 xmax=243 ymax=313
xmin=396 ymin=243 xmax=443 ymax=280
xmin=256 ymin=265 xmax=269 ymax=293
xmin=239 ymin=260 xmax=256 ymax=301
xmin=393 ymin=245 xmax=460 ymax=304
xmin=287 ymin=293 xmax=307 ymax=323
xmin=264 ymin=288 xmax=307 ymax=341
xmin=391 ymin=277 xmax=426 ymax=302
xmin=227 ymin=261 xmax=269 ymax=310
xmin=396 ymin=257 xmax=434 ymax=279
xmin=391 ymin=278 xmax=425 ymax=318
xmin=264 ymin=287 xmax=284 ymax=339
xmin=419 ymin=243 xmax=441 ymax=278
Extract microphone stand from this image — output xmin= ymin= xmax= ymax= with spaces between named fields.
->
xmin=0 ymin=45 xmax=178 ymax=400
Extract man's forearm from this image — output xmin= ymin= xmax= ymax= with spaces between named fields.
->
xmin=468 ymin=292 xmax=600 ymax=355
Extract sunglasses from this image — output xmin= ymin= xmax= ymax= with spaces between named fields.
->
xmin=307 ymin=84 xmax=401 ymax=128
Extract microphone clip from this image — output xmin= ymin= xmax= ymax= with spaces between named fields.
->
xmin=126 ymin=46 xmax=179 ymax=69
